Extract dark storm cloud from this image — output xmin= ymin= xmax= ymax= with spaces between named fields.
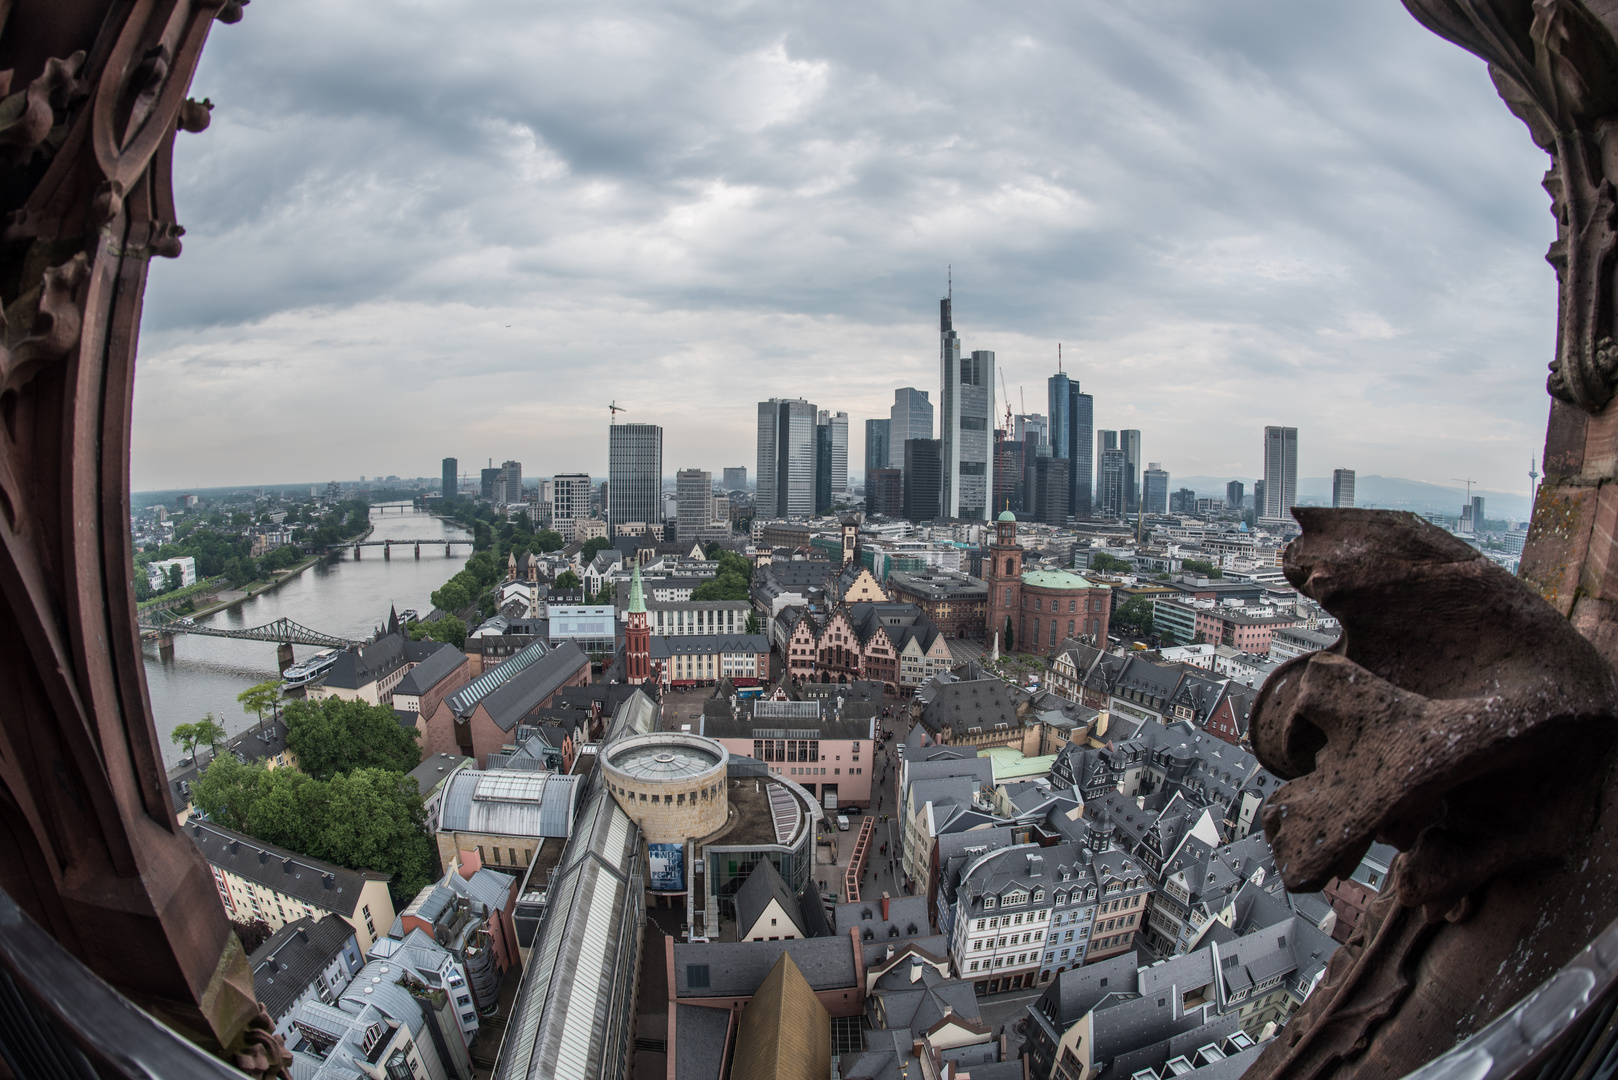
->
xmin=132 ymin=0 xmax=1554 ymax=495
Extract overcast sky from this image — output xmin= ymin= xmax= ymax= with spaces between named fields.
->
xmin=131 ymin=0 xmax=1553 ymax=497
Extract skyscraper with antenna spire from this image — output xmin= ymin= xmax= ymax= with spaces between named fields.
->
xmin=1048 ymin=343 xmax=1094 ymax=520
xmin=938 ymin=278 xmax=995 ymax=519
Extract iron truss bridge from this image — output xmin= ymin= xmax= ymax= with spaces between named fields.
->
xmin=138 ymin=614 xmax=360 ymax=648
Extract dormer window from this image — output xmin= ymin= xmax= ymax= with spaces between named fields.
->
xmin=1032 ymin=888 xmax=1044 ymax=902
xmin=983 ymin=896 xmax=996 ymax=909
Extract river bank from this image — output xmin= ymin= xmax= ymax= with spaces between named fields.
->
xmin=144 ymin=506 xmax=471 ymax=768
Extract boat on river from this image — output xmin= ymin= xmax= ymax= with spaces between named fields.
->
xmin=281 ymin=649 xmax=339 ymax=688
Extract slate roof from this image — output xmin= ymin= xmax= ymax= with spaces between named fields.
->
xmin=473 ymin=641 xmax=591 ymax=732
xmin=250 ymin=915 xmax=356 ymax=1021
xmin=735 ymin=859 xmax=805 ymax=939
xmin=444 ymin=639 xmax=553 ymax=716
xmin=321 ymin=632 xmax=449 ymax=691
xmin=869 ymin=964 xmax=983 ymax=1037
xmin=672 ymin=936 xmax=857 ymax=997
xmin=189 ymin=820 xmax=389 ymax=910
xmin=1035 ymin=951 xmax=1141 ymax=1028
xmin=393 ymin=646 xmax=467 ymax=696
xmin=650 ymin=634 xmax=771 ymax=659
xmin=674 ymin=1003 xmax=731 ymax=1080
xmin=409 ymin=752 xmax=475 ymax=797
xmin=919 ymin=678 xmax=1019 ymax=735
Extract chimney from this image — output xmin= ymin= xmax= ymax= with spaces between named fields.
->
xmin=1028 ymin=854 xmax=1044 ymax=877
xmin=297 ymin=927 xmax=309 ymax=944
xmin=283 ymin=857 xmax=294 ymax=874
xmin=322 ymin=873 xmax=334 ymax=890
xmin=910 ymin=958 xmax=924 ymax=983
xmin=881 ymin=893 xmax=890 ymax=921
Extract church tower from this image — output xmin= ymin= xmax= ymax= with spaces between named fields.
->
xmin=985 ymin=509 xmax=1023 ymax=650
xmin=626 ymin=561 xmax=651 ymax=685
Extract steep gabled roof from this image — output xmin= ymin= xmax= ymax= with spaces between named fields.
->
xmin=735 ymin=859 xmax=805 ymax=940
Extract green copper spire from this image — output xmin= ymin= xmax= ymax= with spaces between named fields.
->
xmin=628 ymin=560 xmax=646 ymax=614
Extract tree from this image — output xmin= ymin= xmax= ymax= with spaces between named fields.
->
xmin=410 ymin=615 xmax=466 ymax=649
xmin=1180 ymin=559 xmax=1222 ymax=579
xmin=745 ymin=612 xmax=761 ymax=635
xmin=1158 ymin=629 xmax=1179 ymax=647
xmin=237 ymin=679 xmax=281 ymax=730
xmin=172 ymin=714 xmax=228 ymax=761
xmin=284 ymin=697 xmax=421 ymax=781
xmin=554 ymin=570 xmax=581 ymax=590
xmin=1090 ymin=553 xmax=1132 ymax=574
xmin=580 ymin=536 xmax=611 ymax=563
xmin=533 ymin=529 xmax=564 ymax=553
xmin=431 ymin=579 xmax=472 ymax=613
xmin=193 ymin=757 xmax=435 ymax=902
xmin=1003 ymin=616 xmax=1015 ymax=653
xmin=232 ymin=918 xmax=274 ymax=954
xmin=1114 ymin=598 xmax=1155 ymax=637
xmin=166 ymin=563 xmax=182 ymax=592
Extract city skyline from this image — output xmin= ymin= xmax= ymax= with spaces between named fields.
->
xmin=131 ymin=2 xmax=1553 ymax=495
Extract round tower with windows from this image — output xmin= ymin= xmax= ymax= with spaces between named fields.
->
xmin=985 ymin=508 xmax=1023 ymax=651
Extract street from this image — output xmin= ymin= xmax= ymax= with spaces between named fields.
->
xmin=815 ymin=702 xmax=909 ymax=903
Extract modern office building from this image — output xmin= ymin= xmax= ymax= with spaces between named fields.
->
xmin=675 ymin=469 xmax=712 ymax=541
xmin=757 ymin=398 xmax=818 ymax=519
xmin=903 ymin=439 xmax=943 ymax=522
xmin=815 ymin=422 xmax=834 ymax=514
xmin=1462 ymin=495 xmax=1486 ymax=533
xmin=1332 ymin=469 xmax=1356 ymax=509
xmin=607 ymin=423 xmax=662 ymax=540
xmin=890 ymin=388 xmax=933 ymax=468
xmin=1048 ymin=373 xmax=1095 ymax=519
xmin=722 ymin=466 xmax=748 ymax=492
xmin=1120 ymin=429 xmax=1142 ymax=515
xmin=441 ymin=457 xmax=457 ymax=500
xmin=993 ymin=430 xmax=1024 ymax=516
xmin=1097 ymin=447 xmax=1127 ymax=519
xmin=1014 ymin=413 xmax=1048 ymax=448
xmin=551 ymin=473 xmax=593 ymax=541
xmin=865 ymin=419 xmax=890 ymax=489
xmin=1253 ymin=480 xmax=1267 ymax=518
xmin=1227 ymin=480 xmax=1246 ymax=510
xmin=501 ymin=460 xmax=523 ymax=505
xmin=480 ymin=466 xmax=503 ymax=502
xmin=1262 ymin=426 xmax=1299 ymax=522
xmin=1143 ymin=463 xmax=1170 ymax=515
xmin=818 ymin=409 xmax=848 ymax=498
xmin=1027 ymin=448 xmax=1070 ymax=526
xmin=938 ymin=297 xmax=995 ymax=520
xmin=867 ymin=468 xmax=903 ymax=517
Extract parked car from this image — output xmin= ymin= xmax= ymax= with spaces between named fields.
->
xmin=836 ymin=815 xmax=850 ymax=831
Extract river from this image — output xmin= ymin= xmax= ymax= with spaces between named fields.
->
xmin=142 ymin=503 xmax=471 ymax=768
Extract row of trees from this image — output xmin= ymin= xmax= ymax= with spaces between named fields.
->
xmin=430 ymin=549 xmax=502 ymax=615
xmin=691 ymin=547 xmax=753 ymax=601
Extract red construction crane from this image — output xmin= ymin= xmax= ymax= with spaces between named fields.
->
xmin=609 ymin=401 xmax=628 ymax=424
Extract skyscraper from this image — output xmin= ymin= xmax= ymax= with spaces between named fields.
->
xmin=1047 ymin=373 xmax=1095 ymax=520
xmin=889 ymin=388 xmax=933 ymax=468
xmin=815 ymin=422 xmax=834 ymax=514
xmin=903 ymin=439 xmax=942 ymax=522
xmin=1143 ymin=464 xmax=1169 ymax=515
xmin=1096 ymin=429 xmax=1117 ymax=510
xmin=480 ymin=465 xmax=502 ymax=502
xmin=756 ymin=398 xmax=818 ymax=519
xmin=1253 ymin=480 xmax=1266 ymax=518
xmin=867 ymin=468 xmax=903 ymax=517
xmin=1014 ymin=413 xmax=1048 ymax=447
xmin=722 ymin=467 xmax=748 ymax=492
xmin=675 ymin=469 xmax=712 ymax=541
xmin=937 ymin=297 xmax=995 ymax=520
xmin=1332 ymin=469 xmax=1356 ymax=508
xmin=608 ymin=423 xmax=663 ymax=537
xmin=1226 ymin=481 xmax=1245 ymax=510
xmin=441 ymin=457 xmax=457 ymax=500
xmin=993 ymin=430 xmax=1023 ymax=515
xmin=818 ymin=409 xmax=848 ymax=498
xmin=1119 ymin=430 xmax=1141 ymax=515
xmin=1262 ymin=426 xmax=1299 ymax=521
xmin=1097 ymin=447 xmax=1126 ymax=519
xmin=501 ymin=460 xmax=523 ymax=505
xmin=865 ymin=419 xmax=890 ymax=490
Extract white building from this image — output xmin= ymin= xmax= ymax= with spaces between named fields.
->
xmin=146 ymin=555 xmax=197 ymax=590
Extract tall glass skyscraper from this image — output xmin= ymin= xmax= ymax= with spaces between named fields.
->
xmin=1048 ymin=372 xmax=1094 ymax=520
xmin=1120 ymin=430 xmax=1141 ymax=515
xmin=1262 ymin=426 xmax=1299 ymax=521
xmin=441 ymin=457 xmax=457 ymax=500
xmin=890 ymin=388 xmax=932 ymax=468
xmin=757 ymin=398 xmax=818 ymax=519
xmin=865 ymin=419 xmax=890 ymax=489
xmin=818 ymin=409 xmax=848 ymax=498
xmin=607 ymin=423 xmax=662 ymax=536
xmin=938 ymin=297 xmax=994 ymax=520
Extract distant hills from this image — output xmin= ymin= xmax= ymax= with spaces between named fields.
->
xmin=1176 ymin=475 xmax=1532 ymax=520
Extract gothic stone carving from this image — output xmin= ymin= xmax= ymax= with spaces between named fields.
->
xmin=0 ymin=2 xmax=287 ymax=1075
xmin=1246 ymin=509 xmax=1618 ymax=1079
xmin=1401 ymin=0 xmax=1618 ymax=411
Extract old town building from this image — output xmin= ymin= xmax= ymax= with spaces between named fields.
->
xmin=984 ymin=511 xmax=1111 ymax=655
xmin=886 ymin=568 xmax=989 ymax=639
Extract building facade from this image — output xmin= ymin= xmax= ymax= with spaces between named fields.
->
xmin=903 ymin=438 xmax=943 ymax=522
xmin=551 ymin=472 xmax=592 ymax=540
xmin=1143 ymin=463 xmax=1169 ymax=515
xmin=675 ymin=468 xmax=711 ymax=541
xmin=441 ymin=457 xmax=457 ymax=499
xmin=867 ymin=467 xmax=903 ymax=517
xmin=1332 ymin=468 xmax=1356 ymax=508
xmin=722 ymin=466 xmax=748 ymax=491
xmin=1262 ymin=426 xmax=1299 ymax=522
xmin=757 ymin=397 xmax=818 ymax=519
xmin=864 ymin=418 xmax=890 ymax=490
xmin=890 ymin=387 xmax=933 ymax=468
xmin=608 ymin=423 xmax=663 ymax=539
xmin=819 ymin=409 xmax=849 ymax=498
xmin=938 ymin=297 xmax=995 ymax=520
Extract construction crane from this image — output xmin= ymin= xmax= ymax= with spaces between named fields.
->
xmin=608 ymin=400 xmax=627 ymax=424
xmin=1454 ymin=477 xmax=1477 ymax=502
xmin=1000 ymin=370 xmax=1012 ymax=432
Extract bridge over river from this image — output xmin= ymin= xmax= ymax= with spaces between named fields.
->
xmin=329 ymin=537 xmax=476 ymax=559
xmin=139 ymin=611 xmax=362 ymax=670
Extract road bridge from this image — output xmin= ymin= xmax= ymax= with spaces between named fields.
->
xmin=335 ymin=538 xmax=476 ymax=560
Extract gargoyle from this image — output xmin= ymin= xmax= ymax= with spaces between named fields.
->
xmin=1245 ymin=509 xmax=1618 ymax=1080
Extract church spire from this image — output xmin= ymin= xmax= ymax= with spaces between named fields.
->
xmin=628 ymin=560 xmax=646 ymax=615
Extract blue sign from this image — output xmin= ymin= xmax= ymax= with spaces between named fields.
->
xmin=649 ymin=843 xmax=685 ymax=891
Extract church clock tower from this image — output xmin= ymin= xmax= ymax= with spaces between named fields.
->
xmin=626 ymin=561 xmax=651 ymax=685
xmin=985 ymin=509 xmax=1023 ymax=650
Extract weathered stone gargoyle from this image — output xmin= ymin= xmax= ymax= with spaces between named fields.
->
xmin=1245 ymin=509 xmax=1618 ymax=1079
